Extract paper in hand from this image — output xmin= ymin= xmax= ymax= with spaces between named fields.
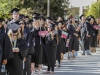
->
xmin=38 ymin=31 xmax=48 ymax=36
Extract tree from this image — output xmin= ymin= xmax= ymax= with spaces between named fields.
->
xmin=0 ymin=0 xmax=20 ymax=18
xmin=68 ymin=6 xmax=79 ymax=17
xmin=0 ymin=0 xmax=70 ymax=19
xmin=85 ymin=0 xmax=100 ymax=18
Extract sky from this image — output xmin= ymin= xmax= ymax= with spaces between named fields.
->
xmin=69 ymin=0 xmax=97 ymax=7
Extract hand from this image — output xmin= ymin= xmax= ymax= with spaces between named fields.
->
xmin=74 ymin=33 xmax=78 ymax=37
xmin=88 ymin=35 xmax=90 ymax=37
xmin=41 ymin=34 xmax=45 ymax=38
xmin=75 ymin=34 xmax=78 ymax=37
xmin=2 ymin=59 xmax=7 ymax=65
xmin=87 ymin=34 xmax=90 ymax=37
xmin=23 ymin=57 xmax=26 ymax=62
xmin=15 ymin=48 xmax=19 ymax=52
xmin=51 ymin=36 xmax=54 ymax=40
xmin=96 ymin=27 xmax=98 ymax=30
xmin=12 ymin=48 xmax=16 ymax=52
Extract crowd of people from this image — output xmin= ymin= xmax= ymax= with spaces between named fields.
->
xmin=0 ymin=8 xmax=100 ymax=75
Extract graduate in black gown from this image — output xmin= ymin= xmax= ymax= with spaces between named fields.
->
xmin=68 ymin=16 xmax=79 ymax=59
xmin=57 ymin=21 xmax=64 ymax=61
xmin=83 ymin=16 xmax=92 ymax=55
xmin=6 ymin=24 xmax=28 ymax=75
xmin=43 ymin=24 xmax=57 ymax=74
xmin=89 ymin=16 xmax=98 ymax=53
xmin=54 ymin=22 xmax=62 ymax=67
xmin=31 ymin=17 xmax=45 ymax=74
xmin=0 ymin=18 xmax=13 ymax=75
xmin=19 ymin=19 xmax=31 ymax=75
xmin=7 ymin=8 xmax=20 ymax=27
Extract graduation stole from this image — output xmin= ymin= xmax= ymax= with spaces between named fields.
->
xmin=11 ymin=38 xmax=17 ymax=48
xmin=72 ymin=23 xmax=77 ymax=29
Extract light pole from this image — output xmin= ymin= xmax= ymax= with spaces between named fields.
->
xmin=47 ymin=0 xmax=50 ymax=17
xmin=79 ymin=6 xmax=83 ymax=16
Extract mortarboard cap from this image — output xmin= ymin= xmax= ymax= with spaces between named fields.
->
xmin=33 ymin=17 xmax=40 ymax=21
xmin=79 ymin=14 xmax=85 ymax=19
xmin=32 ymin=13 xmax=40 ymax=18
xmin=86 ymin=15 xmax=95 ymax=22
xmin=29 ymin=19 xmax=33 ymax=23
xmin=47 ymin=17 xmax=53 ymax=21
xmin=40 ymin=16 xmax=46 ymax=21
xmin=58 ymin=21 xmax=63 ymax=25
xmin=25 ymin=16 xmax=29 ymax=18
xmin=10 ymin=8 xmax=20 ymax=14
xmin=54 ymin=22 xmax=59 ymax=26
xmin=8 ymin=23 xmax=21 ymax=33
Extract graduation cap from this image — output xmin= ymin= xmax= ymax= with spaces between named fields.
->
xmin=8 ymin=23 xmax=21 ymax=33
xmin=29 ymin=19 xmax=33 ymax=23
xmin=25 ymin=16 xmax=29 ymax=18
xmin=79 ymin=14 xmax=85 ymax=19
xmin=33 ymin=17 xmax=40 ymax=21
xmin=47 ymin=17 xmax=53 ymax=21
xmin=54 ymin=22 xmax=58 ymax=26
xmin=10 ymin=8 xmax=20 ymax=14
xmin=0 ymin=18 xmax=5 ymax=23
xmin=32 ymin=13 xmax=40 ymax=18
xmin=86 ymin=15 xmax=95 ymax=21
xmin=89 ymin=15 xmax=95 ymax=19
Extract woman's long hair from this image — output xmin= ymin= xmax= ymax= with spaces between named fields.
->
xmin=8 ymin=30 xmax=21 ymax=40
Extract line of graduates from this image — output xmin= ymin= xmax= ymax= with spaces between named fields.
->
xmin=0 ymin=8 xmax=99 ymax=75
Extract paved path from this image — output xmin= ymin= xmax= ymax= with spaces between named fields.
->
xmin=41 ymin=48 xmax=100 ymax=75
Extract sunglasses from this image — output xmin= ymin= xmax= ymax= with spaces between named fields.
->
xmin=47 ymin=27 xmax=51 ymax=28
xmin=19 ymin=23 xmax=24 ymax=25
xmin=12 ymin=33 xmax=18 ymax=36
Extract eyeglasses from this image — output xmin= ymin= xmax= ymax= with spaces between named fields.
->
xmin=47 ymin=27 xmax=51 ymax=28
xmin=19 ymin=23 xmax=24 ymax=25
xmin=12 ymin=33 xmax=18 ymax=36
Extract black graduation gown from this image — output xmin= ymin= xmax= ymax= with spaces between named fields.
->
xmin=84 ymin=22 xmax=91 ymax=50
xmin=44 ymin=33 xmax=57 ymax=67
xmin=56 ymin=30 xmax=62 ymax=60
xmin=0 ymin=29 xmax=13 ymax=72
xmin=90 ymin=25 xmax=97 ymax=47
xmin=60 ymin=37 xmax=66 ymax=54
xmin=6 ymin=38 xmax=28 ymax=75
xmin=68 ymin=25 xmax=79 ymax=51
xmin=23 ymin=27 xmax=31 ymax=75
xmin=31 ymin=27 xmax=45 ymax=64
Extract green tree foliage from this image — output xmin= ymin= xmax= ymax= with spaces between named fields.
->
xmin=68 ymin=6 xmax=79 ymax=17
xmin=0 ymin=0 xmax=70 ymax=19
xmin=86 ymin=0 xmax=100 ymax=18
xmin=0 ymin=0 xmax=20 ymax=18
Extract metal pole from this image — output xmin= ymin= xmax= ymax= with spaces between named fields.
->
xmin=79 ymin=6 xmax=83 ymax=16
xmin=47 ymin=0 xmax=50 ymax=17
